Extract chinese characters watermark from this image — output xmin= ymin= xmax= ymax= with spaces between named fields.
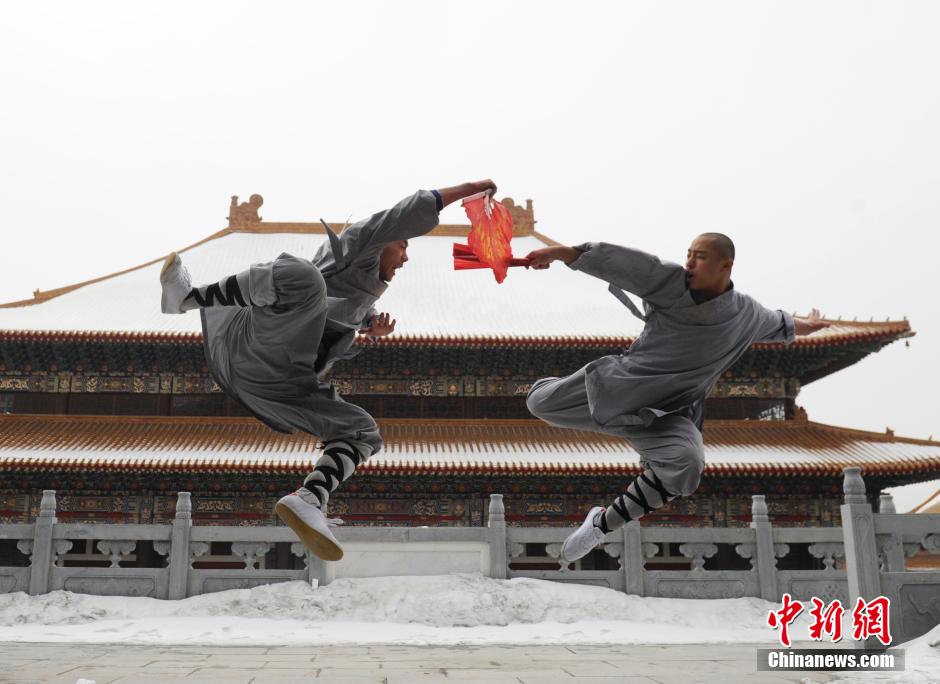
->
xmin=767 ymin=594 xmax=892 ymax=647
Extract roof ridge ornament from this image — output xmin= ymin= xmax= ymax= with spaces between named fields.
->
xmin=500 ymin=197 xmax=536 ymax=235
xmin=227 ymin=194 xmax=263 ymax=228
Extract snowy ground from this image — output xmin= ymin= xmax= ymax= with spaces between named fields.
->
xmin=0 ymin=574 xmax=936 ymax=681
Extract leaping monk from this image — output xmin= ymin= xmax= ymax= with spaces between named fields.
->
xmin=159 ymin=179 xmax=498 ymax=561
xmin=523 ymin=236 xmax=829 ymax=562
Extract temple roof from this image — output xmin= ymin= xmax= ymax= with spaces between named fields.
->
xmin=2 ymin=413 xmax=938 ymax=479
xmin=0 ymin=210 xmax=912 ymax=348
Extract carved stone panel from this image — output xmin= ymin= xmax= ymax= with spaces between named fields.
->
xmin=202 ymin=576 xmax=292 ymax=594
xmin=786 ymin=579 xmax=849 ymax=605
xmin=899 ymin=583 xmax=940 ymax=642
xmin=653 ymin=579 xmax=747 ymax=599
xmin=62 ymin=576 xmax=157 ymax=597
xmin=0 ymin=574 xmax=25 ymax=593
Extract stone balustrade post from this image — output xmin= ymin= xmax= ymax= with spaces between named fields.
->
xmin=750 ymin=495 xmax=779 ymax=601
xmin=878 ymin=493 xmax=896 ymax=515
xmin=306 ymin=552 xmax=333 ymax=587
xmin=168 ymin=492 xmax=192 ymax=600
xmin=840 ymin=468 xmax=883 ymax=650
xmin=622 ymin=521 xmax=645 ymax=596
xmin=289 ymin=542 xmax=326 ymax=588
xmin=28 ymin=490 xmax=57 ymax=595
xmin=878 ymin=493 xmax=906 ymax=573
xmin=487 ymin=494 xmax=507 ymax=579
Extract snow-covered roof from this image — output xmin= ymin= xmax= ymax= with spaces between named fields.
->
xmin=0 ymin=226 xmax=644 ymax=340
xmin=2 ymin=414 xmax=938 ymax=477
xmin=0 ymin=221 xmax=912 ymax=346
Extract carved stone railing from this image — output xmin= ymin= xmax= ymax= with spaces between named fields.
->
xmin=1 ymin=468 xmax=937 ymax=646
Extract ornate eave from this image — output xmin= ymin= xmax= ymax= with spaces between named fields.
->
xmin=1 ymin=413 xmax=938 ymax=482
xmin=0 ymin=319 xmax=913 ymax=400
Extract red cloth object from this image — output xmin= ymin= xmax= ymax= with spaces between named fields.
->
xmin=455 ymin=192 xmax=522 ymax=283
xmin=453 ymin=244 xmax=529 ymax=270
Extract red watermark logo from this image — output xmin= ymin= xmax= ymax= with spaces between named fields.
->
xmin=767 ymin=594 xmax=892 ymax=647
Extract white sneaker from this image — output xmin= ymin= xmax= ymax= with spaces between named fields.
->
xmin=275 ymin=489 xmax=345 ymax=561
xmin=561 ymin=506 xmax=607 ymax=562
xmin=160 ymin=252 xmax=192 ymax=314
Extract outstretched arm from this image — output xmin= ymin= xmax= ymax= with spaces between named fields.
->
xmin=794 ymin=308 xmax=829 ymax=335
xmin=525 ymin=242 xmax=689 ymax=308
xmin=525 ymin=245 xmax=584 ymax=268
xmin=753 ymin=306 xmax=827 ymax=345
xmin=337 ymin=180 xmax=500 ymax=264
xmin=438 ymin=179 xmax=498 ymax=208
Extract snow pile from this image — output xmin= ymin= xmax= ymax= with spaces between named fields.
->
xmin=0 ymin=574 xmax=779 ymax=645
xmin=0 ymin=573 xmax=936 ymax=661
xmin=832 ymin=622 xmax=940 ymax=684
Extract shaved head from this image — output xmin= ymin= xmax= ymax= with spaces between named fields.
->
xmin=685 ymin=234 xmax=735 ymax=298
xmin=697 ymin=232 xmax=735 ymax=261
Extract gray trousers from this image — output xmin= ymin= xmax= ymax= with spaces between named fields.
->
xmin=204 ymin=254 xmax=382 ymax=454
xmin=526 ymin=366 xmax=705 ymax=497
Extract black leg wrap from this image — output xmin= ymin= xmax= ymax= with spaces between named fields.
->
xmin=185 ymin=275 xmax=248 ymax=307
xmin=302 ymin=441 xmax=365 ymax=508
xmin=642 ymin=470 xmax=678 ymax=504
xmin=611 ymin=496 xmax=632 ymax=524
xmin=599 ymin=468 xmax=677 ymax=533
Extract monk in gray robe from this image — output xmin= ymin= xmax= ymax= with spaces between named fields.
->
xmin=523 ymin=235 xmax=829 ymax=562
xmin=159 ymin=179 xmax=497 ymax=560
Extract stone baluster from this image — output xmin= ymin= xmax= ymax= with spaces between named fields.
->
xmin=622 ymin=521 xmax=645 ymax=596
xmin=231 ymin=542 xmax=271 ymax=570
xmin=878 ymin=493 xmax=907 ymax=573
xmin=750 ymin=495 xmax=779 ymax=601
xmin=840 ymin=468 xmax=882 ymax=650
xmin=168 ymin=492 xmax=192 ymax=600
xmin=487 ymin=494 xmax=507 ymax=579
xmin=97 ymin=540 xmax=137 ymax=568
xmin=289 ymin=543 xmax=324 ymax=588
xmin=28 ymin=490 xmax=57 ymax=595
xmin=307 ymin=552 xmax=334 ymax=586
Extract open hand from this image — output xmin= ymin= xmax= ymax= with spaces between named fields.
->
xmin=358 ymin=312 xmax=396 ymax=341
xmin=795 ymin=308 xmax=831 ymax=336
xmin=805 ymin=308 xmax=830 ymax=332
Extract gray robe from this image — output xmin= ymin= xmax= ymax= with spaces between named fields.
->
xmin=567 ymin=242 xmax=796 ymax=430
xmin=310 ymin=189 xmax=440 ymax=377
xmin=199 ymin=190 xmax=440 ymax=447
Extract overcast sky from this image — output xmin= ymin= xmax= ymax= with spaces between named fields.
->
xmin=1 ymin=1 xmax=938 ymax=443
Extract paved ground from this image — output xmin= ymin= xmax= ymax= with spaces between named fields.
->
xmin=0 ymin=642 xmax=846 ymax=684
